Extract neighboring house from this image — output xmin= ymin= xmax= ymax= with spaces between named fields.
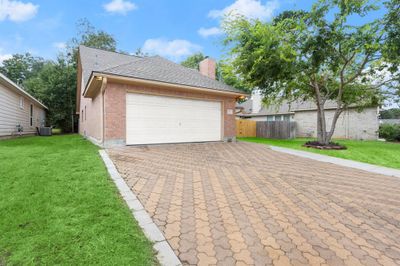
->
xmin=76 ymin=46 xmax=246 ymax=147
xmin=0 ymin=73 xmax=47 ymax=139
xmin=237 ymin=90 xmax=379 ymax=140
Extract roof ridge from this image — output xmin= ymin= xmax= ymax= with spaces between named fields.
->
xmin=79 ymin=45 xmax=143 ymax=59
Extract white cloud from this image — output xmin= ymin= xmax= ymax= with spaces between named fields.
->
xmin=0 ymin=0 xmax=39 ymax=22
xmin=103 ymin=0 xmax=137 ymax=15
xmin=208 ymin=0 xmax=279 ymax=21
xmin=198 ymin=27 xmax=223 ymax=38
xmin=53 ymin=42 xmax=66 ymax=50
xmin=142 ymin=38 xmax=202 ymax=61
xmin=0 ymin=53 xmax=12 ymax=65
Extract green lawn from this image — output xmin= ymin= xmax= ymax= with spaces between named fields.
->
xmin=0 ymin=135 xmax=155 ymax=265
xmin=239 ymin=137 xmax=400 ymax=169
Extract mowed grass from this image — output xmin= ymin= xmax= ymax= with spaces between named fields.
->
xmin=0 ymin=135 xmax=155 ymax=265
xmin=239 ymin=137 xmax=400 ymax=169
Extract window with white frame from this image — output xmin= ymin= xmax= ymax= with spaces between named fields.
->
xmin=19 ymin=97 xmax=24 ymax=109
xmin=30 ymin=104 xmax=33 ymax=127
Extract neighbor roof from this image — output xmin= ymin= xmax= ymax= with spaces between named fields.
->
xmin=0 ymin=73 xmax=48 ymax=109
xmin=79 ymin=45 xmax=243 ymax=94
xmin=237 ymin=99 xmax=358 ymax=117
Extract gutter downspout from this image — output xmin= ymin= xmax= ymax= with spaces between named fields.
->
xmin=100 ymin=77 xmax=108 ymax=147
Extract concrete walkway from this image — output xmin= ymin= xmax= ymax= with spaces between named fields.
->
xmin=269 ymin=145 xmax=400 ymax=178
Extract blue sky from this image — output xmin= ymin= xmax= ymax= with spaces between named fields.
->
xmin=0 ymin=0 xmax=384 ymax=63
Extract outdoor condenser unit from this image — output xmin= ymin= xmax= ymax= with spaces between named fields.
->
xmin=39 ymin=127 xmax=52 ymax=136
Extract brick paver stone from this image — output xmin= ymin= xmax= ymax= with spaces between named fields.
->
xmin=108 ymin=142 xmax=400 ymax=266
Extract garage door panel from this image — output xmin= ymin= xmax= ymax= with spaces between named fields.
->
xmin=126 ymin=93 xmax=222 ymax=145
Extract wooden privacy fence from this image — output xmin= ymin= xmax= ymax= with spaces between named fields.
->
xmin=256 ymin=121 xmax=296 ymax=139
xmin=236 ymin=119 xmax=296 ymax=139
xmin=236 ymin=119 xmax=256 ymax=137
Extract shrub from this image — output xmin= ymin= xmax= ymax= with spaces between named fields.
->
xmin=379 ymin=124 xmax=400 ymax=141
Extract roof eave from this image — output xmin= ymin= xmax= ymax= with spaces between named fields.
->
xmin=83 ymin=71 xmax=248 ymax=99
xmin=0 ymin=74 xmax=48 ymax=110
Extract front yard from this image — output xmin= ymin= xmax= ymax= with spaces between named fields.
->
xmin=0 ymin=135 xmax=155 ymax=265
xmin=239 ymin=137 xmax=400 ymax=169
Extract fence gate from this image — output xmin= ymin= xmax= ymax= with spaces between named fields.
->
xmin=236 ymin=119 xmax=256 ymax=137
xmin=256 ymin=121 xmax=296 ymax=139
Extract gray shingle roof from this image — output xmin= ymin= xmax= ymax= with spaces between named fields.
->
xmin=79 ymin=45 xmax=242 ymax=94
xmin=237 ymin=99 xmax=341 ymax=117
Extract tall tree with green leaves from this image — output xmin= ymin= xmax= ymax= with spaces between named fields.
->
xmin=24 ymin=56 xmax=76 ymax=132
xmin=383 ymin=0 xmax=400 ymax=103
xmin=0 ymin=53 xmax=45 ymax=85
xmin=222 ymin=0 xmax=398 ymax=145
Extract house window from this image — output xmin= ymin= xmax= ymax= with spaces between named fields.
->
xmin=30 ymin=104 xmax=33 ymax=127
xmin=267 ymin=115 xmax=274 ymax=121
xmin=283 ymin=115 xmax=290 ymax=121
xmin=85 ymin=106 xmax=87 ymax=121
xmin=275 ymin=115 xmax=282 ymax=121
xmin=19 ymin=97 xmax=24 ymax=109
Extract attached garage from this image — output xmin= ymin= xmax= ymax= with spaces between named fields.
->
xmin=126 ymin=93 xmax=222 ymax=145
xmin=77 ymin=46 xmax=246 ymax=147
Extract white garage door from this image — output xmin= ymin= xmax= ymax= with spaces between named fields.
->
xmin=126 ymin=93 xmax=222 ymax=145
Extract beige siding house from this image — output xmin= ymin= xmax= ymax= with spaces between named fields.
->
xmin=237 ymin=90 xmax=379 ymax=140
xmin=77 ymin=46 xmax=246 ymax=147
xmin=0 ymin=73 xmax=47 ymax=138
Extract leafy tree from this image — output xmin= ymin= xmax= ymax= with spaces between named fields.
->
xmin=0 ymin=53 xmax=45 ymax=85
xmin=24 ymin=57 xmax=76 ymax=132
xmin=383 ymin=0 xmax=400 ymax=103
xmin=70 ymin=18 xmax=116 ymax=52
xmin=383 ymin=0 xmax=400 ymax=68
xmin=222 ymin=0 xmax=398 ymax=145
xmin=380 ymin=108 xmax=400 ymax=119
xmin=219 ymin=61 xmax=250 ymax=92
xmin=180 ymin=53 xmax=206 ymax=69
xmin=133 ymin=48 xmax=148 ymax=57
xmin=22 ymin=20 xmax=117 ymax=132
xmin=68 ymin=18 xmax=117 ymax=68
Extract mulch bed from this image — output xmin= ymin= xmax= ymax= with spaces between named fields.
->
xmin=303 ymin=141 xmax=347 ymax=150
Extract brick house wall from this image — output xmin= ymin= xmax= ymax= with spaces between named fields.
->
xmin=78 ymin=85 xmax=103 ymax=144
xmin=101 ymin=81 xmax=237 ymax=146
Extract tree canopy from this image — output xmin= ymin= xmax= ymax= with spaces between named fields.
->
xmin=0 ymin=53 xmax=45 ymax=85
xmin=0 ymin=20 xmax=118 ymax=133
xmin=180 ymin=53 xmax=206 ymax=69
xmin=222 ymin=0 xmax=399 ymax=144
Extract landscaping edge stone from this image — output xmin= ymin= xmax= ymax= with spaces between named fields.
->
xmin=99 ymin=150 xmax=182 ymax=266
xmin=269 ymin=145 xmax=400 ymax=178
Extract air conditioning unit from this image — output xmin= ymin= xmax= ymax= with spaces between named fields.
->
xmin=39 ymin=127 xmax=52 ymax=136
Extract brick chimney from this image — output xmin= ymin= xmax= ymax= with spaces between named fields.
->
xmin=199 ymin=57 xmax=216 ymax=80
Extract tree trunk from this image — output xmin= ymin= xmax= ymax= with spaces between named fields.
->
xmin=316 ymin=105 xmax=344 ymax=145
xmin=315 ymin=98 xmax=330 ymax=145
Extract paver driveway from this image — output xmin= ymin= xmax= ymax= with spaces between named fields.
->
xmin=108 ymin=142 xmax=400 ymax=266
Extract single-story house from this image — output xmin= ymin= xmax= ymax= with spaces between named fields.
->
xmin=237 ymin=90 xmax=379 ymax=140
xmin=77 ymin=46 xmax=246 ymax=147
xmin=0 ymin=73 xmax=47 ymax=139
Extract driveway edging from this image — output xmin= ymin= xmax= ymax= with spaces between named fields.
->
xmin=99 ymin=150 xmax=182 ymax=266
xmin=268 ymin=145 xmax=400 ymax=178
